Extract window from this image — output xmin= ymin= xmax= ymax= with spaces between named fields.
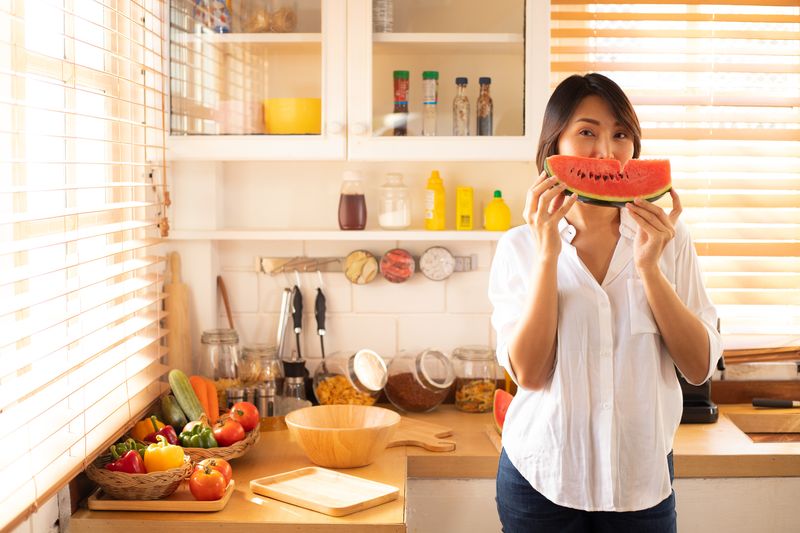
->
xmin=550 ymin=0 xmax=800 ymax=355
xmin=0 ymin=0 xmax=169 ymax=528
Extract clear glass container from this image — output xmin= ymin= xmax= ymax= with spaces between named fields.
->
xmin=385 ymin=349 xmax=454 ymax=413
xmin=268 ymin=0 xmax=298 ymax=33
xmin=422 ymin=71 xmax=439 ymax=136
xmin=313 ymin=349 xmax=387 ymax=406
xmin=238 ymin=0 xmax=270 ymax=32
xmin=452 ymin=77 xmax=470 ymax=136
xmin=378 ymin=173 xmax=411 ymax=230
xmin=338 ymin=170 xmax=367 ymax=230
xmin=241 ymin=344 xmax=284 ymax=391
xmin=373 ymin=0 xmax=393 ymax=32
xmin=452 ymin=345 xmax=497 ymax=413
xmin=477 ymin=77 xmax=493 ymax=136
xmin=200 ymin=328 xmax=241 ymax=408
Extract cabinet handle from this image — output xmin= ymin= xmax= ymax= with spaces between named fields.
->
xmin=350 ymin=123 xmax=368 ymax=136
xmin=328 ymin=122 xmax=343 ymax=135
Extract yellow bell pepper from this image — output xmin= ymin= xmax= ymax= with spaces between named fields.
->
xmin=143 ymin=435 xmax=185 ymax=473
xmin=130 ymin=416 xmax=164 ymax=442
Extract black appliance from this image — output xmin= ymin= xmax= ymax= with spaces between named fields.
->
xmin=678 ymin=319 xmax=724 ymax=424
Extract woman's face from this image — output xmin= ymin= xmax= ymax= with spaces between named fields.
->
xmin=557 ymin=95 xmax=635 ymax=166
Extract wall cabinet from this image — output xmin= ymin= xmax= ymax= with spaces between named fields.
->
xmin=167 ymin=0 xmax=548 ymax=161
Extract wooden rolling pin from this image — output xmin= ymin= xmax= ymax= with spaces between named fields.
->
xmin=165 ymin=251 xmax=192 ymax=374
xmin=217 ymin=275 xmax=235 ymax=330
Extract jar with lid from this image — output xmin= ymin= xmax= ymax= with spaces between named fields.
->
xmin=313 ymin=349 xmax=387 ymax=406
xmin=241 ymin=344 xmax=284 ymax=391
xmin=385 ymin=349 xmax=454 ymax=413
xmin=267 ymin=0 xmax=297 ymax=33
xmin=452 ymin=345 xmax=497 ymax=413
xmin=199 ymin=328 xmax=241 ymax=408
xmin=338 ymin=170 xmax=367 ymax=230
xmin=378 ymin=173 xmax=411 ymax=230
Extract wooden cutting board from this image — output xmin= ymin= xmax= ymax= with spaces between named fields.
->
xmin=387 ymin=417 xmax=456 ymax=452
xmin=164 ymin=251 xmax=192 ymax=375
xmin=87 ymin=480 xmax=234 ymax=512
xmin=250 ymin=467 xmax=398 ymax=517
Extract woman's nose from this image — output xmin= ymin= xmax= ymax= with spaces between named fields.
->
xmin=592 ymin=135 xmax=613 ymax=159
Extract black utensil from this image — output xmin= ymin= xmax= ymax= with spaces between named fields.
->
xmin=315 ymin=287 xmax=327 ymax=359
xmin=752 ymin=398 xmax=800 ymax=408
xmin=291 ymin=284 xmax=303 ymax=360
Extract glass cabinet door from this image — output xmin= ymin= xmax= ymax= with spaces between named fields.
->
xmin=347 ymin=0 xmax=547 ymax=161
xmin=168 ymin=0 xmax=346 ymax=160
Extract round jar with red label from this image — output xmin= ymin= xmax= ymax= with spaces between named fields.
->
xmin=380 ymin=248 xmax=415 ymax=283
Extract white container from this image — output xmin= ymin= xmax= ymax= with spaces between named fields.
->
xmin=378 ymin=173 xmax=411 ymax=229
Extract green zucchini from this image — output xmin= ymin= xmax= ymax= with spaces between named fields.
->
xmin=160 ymin=394 xmax=188 ymax=429
xmin=168 ymin=369 xmax=205 ymax=422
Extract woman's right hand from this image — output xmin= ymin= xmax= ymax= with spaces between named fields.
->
xmin=522 ymin=171 xmax=577 ymax=259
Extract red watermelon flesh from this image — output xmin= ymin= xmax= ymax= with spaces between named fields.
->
xmin=493 ymin=389 xmax=513 ymax=435
xmin=545 ymin=155 xmax=671 ymax=207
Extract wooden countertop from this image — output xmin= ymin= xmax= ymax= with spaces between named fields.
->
xmin=70 ymin=404 xmax=800 ymax=531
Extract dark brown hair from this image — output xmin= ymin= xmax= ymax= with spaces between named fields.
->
xmin=535 ymin=73 xmax=641 ymax=173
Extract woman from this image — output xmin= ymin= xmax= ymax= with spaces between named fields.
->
xmin=489 ymin=73 xmax=723 ymax=532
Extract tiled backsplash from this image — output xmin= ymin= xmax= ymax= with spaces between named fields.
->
xmin=216 ymin=239 xmax=498 ymax=373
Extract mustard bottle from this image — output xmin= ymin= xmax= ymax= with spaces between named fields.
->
xmin=483 ymin=190 xmax=511 ymax=231
xmin=425 ymin=170 xmax=446 ymax=230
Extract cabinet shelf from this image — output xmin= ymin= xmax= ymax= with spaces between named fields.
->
xmin=373 ymin=32 xmax=524 ymax=54
xmin=176 ymin=32 xmax=322 ymax=47
xmin=167 ymin=229 xmax=506 ymax=241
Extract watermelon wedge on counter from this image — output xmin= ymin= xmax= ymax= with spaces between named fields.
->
xmin=545 ymin=155 xmax=671 ymax=208
xmin=493 ymin=389 xmax=514 ymax=435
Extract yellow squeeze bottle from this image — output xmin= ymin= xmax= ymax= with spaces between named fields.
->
xmin=425 ymin=170 xmax=446 ymax=230
xmin=484 ymin=189 xmax=511 ymax=231
xmin=456 ymin=186 xmax=474 ymax=230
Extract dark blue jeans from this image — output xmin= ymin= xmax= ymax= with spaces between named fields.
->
xmin=496 ymin=449 xmax=676 ymax=533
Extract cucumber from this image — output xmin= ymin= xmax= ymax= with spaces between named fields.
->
xmin=168 ymin=369 xmax=205 ymax=422
xmin=160 ymin=394 xmax=188 ymax=429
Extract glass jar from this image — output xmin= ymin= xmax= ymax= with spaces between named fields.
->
xmin=200 ymin=328 xmax=241 ymax=409
xmin=268 ymin=0 xmax=297 ymax=33
xmin=452 ymin=345 xmax=497 ymax=413
xmin=241 ymin=344 xmax=284 ymax=390
xmin=313 ymin=349 xmax=387 ymax=406
xmin=378 ymin=173 xmax=411 ymax=230
xmin=338 ymin=170 xmax=367 ymax=230
xmin=385 ymin=349 xmax=454 ymax=413
xmin=239 ymin=0 xmax=270 ymax=32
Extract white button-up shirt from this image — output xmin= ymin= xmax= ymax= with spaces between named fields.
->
xmin=489 ymin=209 xmax=723 ymax=512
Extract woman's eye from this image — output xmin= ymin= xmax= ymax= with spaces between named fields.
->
xmin=615 ymin=132 xmax=628 ymax=139
xmin=578 ymin=129 xmax=594 ymax=137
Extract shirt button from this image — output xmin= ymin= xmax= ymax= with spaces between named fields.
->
xmin=602 ymin=402 xmax=611 ymax=409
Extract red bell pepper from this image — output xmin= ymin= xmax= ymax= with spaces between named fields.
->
xmin=105 ymin=448 xmax=146 ymax=474
xmin=143 ymin=415 xmax=179 ymax=445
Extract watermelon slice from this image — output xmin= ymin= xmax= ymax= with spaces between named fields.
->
xmin=545 ymin=155 xmax=671 ymax=207
xmin=493 ymin=389 xmax=513 ymax=435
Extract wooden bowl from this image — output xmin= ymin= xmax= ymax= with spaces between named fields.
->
xmin=285 ymin=405 xmax=400 ymax=468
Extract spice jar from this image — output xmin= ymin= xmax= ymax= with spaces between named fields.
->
xmin=338 ymin=170 xmax=367 ymax=230
xmin=385 ymin=349 xmax=454 ymax=413
xmin=313 ymin=349 xmax=387 ymax=406
xmin=452 ymin=345 xmax=497 ymax=413
xmin=378 ymin=173 xmax=411 ymax=230
xmin=200 ymin=328 xmax=241 ymax=408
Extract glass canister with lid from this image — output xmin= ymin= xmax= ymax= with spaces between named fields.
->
xmin=313 ymin=349 xmax=388 ymax=406
xmin=452 ymin=345 xmax=497 ymax=413
xmin=199 ymin=328 xmax=241 ymax=408
xmin=385 ymin=349 xmax=454 ymax=413
xmin=240 ymin=344 xmax=284 ymax=390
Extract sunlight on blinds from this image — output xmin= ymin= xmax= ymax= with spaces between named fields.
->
xmin=0 ymin=0 xmax=170 ymax=528
xmin=551 ymin=0 xmax=800 ymax=351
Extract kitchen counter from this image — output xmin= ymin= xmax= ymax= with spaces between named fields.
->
xmin=70 ymin=404 xmax=800 ymax=532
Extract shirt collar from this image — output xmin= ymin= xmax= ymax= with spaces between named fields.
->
xmin=558 ymin=206 xmax=638 ymax=243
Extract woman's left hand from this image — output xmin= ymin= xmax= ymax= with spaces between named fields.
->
xmin=625 ymin=188 xmax=682 ymax=273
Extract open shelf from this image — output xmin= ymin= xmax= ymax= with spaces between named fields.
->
xmin=373 ymin=33 xmax=524 ymax=54
xmin=167 ymin=229 xmax=506 ymax=241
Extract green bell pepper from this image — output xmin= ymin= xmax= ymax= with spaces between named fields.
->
xmin=179 ymin=424 xmax=218 ymax=448
xmin=111 ymin=438 xmax=147 ymax=459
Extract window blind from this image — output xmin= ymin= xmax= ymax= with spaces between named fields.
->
xmin=0 ymin=0 xmax=170 ymax=529
xmin=550 ymin=0 xmax=800 ymax=353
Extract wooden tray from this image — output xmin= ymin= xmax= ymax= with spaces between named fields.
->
xmin=250 ymin=467 xmax=399 ymax=517
xmin=387 ymin=416 xmax=456 ymax=452
xmin=87 ymin=480 xmax=234 ymax=512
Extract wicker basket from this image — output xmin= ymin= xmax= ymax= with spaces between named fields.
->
xmin=85 ymin=454 xmax=192 ymax=500
xmin=184 ymin=428 xmax=261 ymax=462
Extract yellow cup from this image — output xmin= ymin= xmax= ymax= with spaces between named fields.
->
xmin=263 ymin=98 xmax=322 ymax=134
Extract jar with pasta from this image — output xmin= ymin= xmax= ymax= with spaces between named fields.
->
xmin=312 ymin=349 xmax=387 ymax=406
xmin=199 ymin=328 xmax=241 ymax=409
xmin=452 ymin=345 xmax=497 ymax=413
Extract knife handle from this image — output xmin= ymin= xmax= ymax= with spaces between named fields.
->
xmin=292 ymin=285 xmax=303 ymax=332
xmin=315 ymin=288 xmax=326 ymax=334
xmin=752 ymin=398 xmax=796 ymax=408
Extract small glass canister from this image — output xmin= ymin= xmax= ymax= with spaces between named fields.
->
xmin=268 ymin=0 xmax=297 ymax=32
xmin=452 ymin=345 xmax=497 ymax=413
xmin=378 ymin=173 xmax=411 ymax=230
xmin=385 ymin=349 xmax=454 ymax=413
xmin=241 ymin=344 xmax=283 ymax=391
xmin=200 ymin=328 xmax=241 ymax=408
xmin=313 ymin=349 xmax=387 ymax=406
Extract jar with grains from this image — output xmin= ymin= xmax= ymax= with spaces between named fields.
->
xmin=268 ymin=0 xmax=297 ymax=32
xmin=241 ymin=344 xmax=283 ymax=390
xmin=200 ymin=328 xmax=241 ymax=409
xmin=452 ymin=345 xmax=497 ymax=413
xmin=385 ymin=349 xmax=454 ymax=413
xmin=313 ymin=349 xmax=387 ymax=406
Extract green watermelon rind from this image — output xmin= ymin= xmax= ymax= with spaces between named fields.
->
xmin=544 ymin=157 xmax=672 ymax=208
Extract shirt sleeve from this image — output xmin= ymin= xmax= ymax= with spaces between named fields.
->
xmin=488 ymin=233 xmax=528 ymax=387
xmin=673 ymin=221 xmax=724 ymax=385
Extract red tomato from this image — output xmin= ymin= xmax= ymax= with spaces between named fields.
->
xmin=195 ymin=458 xmax=233 ymax=485
xmin=230 ymin=401 xmax=260 ymax=432
xmin=189 ymin=466 xmax=227 ymax=501
xmin=213 ymin=418 xmax=245 ymax=447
